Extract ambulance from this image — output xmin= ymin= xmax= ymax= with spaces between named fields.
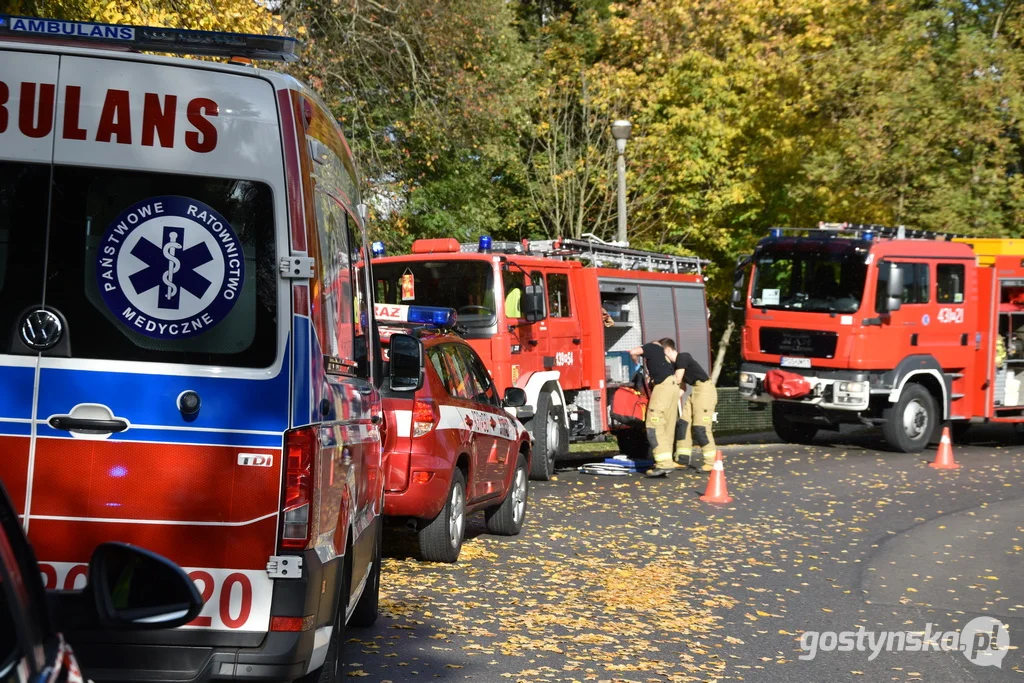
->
xmin=0 ymin=16 xmax=397 ymax=683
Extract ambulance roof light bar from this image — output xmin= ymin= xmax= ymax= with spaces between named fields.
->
xmin=0 ymin=15 xmax=300 ymax=62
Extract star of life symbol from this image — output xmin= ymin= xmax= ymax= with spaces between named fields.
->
xmin=97 ymin=196 xmax=244 ymax=340
xmin=128 ymin=225 xmax=214 ymax=311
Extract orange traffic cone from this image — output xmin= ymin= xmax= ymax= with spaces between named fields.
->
xmin=929 ymin=425 xmax=960 ymax=470
xmin=700 ymin=451 xmax=734 ymax=504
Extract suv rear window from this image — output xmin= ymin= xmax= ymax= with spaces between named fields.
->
xmin=0 ymin=161 xmax=277 ymax=368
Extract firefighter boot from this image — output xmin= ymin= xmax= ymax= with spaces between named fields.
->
xmin=701 ymin=452 xmax=716 ymax=473
xmin=674 ymin=447 xmax=692 ymax=467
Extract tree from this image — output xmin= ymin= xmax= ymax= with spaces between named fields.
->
xmin=283 ymin=0 xmax=533 ymax=248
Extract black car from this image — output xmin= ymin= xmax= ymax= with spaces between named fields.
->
xmin=0 ymin=480 xmax=203 ymax=683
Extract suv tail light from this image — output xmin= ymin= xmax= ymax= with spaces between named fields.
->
xmin=413 ymin=399 xmax=438 ymax=438
xmin=281 ymin=426 xmax=315 ymax=549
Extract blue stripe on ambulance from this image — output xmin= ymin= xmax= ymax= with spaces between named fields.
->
xmin=0 ymin=365 xmax=34 ymax=419
xmin=0 ymin=422 xmax=31 ymax=437
xmin=291 ymin=315 xmax=318 ymax=428
xmin=34 ymin=341 xmax=292 ymax=438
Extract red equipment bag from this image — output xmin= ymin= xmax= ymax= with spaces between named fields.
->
xmin=764 ymin=369 xmax=813 ymax=399
xmin=611 ymin=386 xmax=648 ymax=428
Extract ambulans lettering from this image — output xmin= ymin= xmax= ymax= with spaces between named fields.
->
xmin=9 ymin=17 xmax=135 ymax=40
xmin=938 ymin=307 xmax=965 ymax=324
xmin=97 ymin=196 xmax=244 ymax=340
xmin=0 ymin=80 xmax=219 ymax=152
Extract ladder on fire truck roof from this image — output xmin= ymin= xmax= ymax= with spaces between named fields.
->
xmin=463 ymin=235 xmax=710 ymax=275
xmin=769 ymin=222 xmax=968 ymax=242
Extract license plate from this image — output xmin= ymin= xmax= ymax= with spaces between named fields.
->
xmin=780 ymin=357 xmax=811 ymax=368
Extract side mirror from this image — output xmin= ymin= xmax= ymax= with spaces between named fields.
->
xmin=389 ymin=333 xmax=425 ymax=392
xmin=881 ymin=263 xmax=904 ymax=313
xmin=731 ymin=254 xmax=751 ymax=311
xmin=90 ymin=542 xmax=203 ymax=629
xmin=503 ymin=387 xmax=527 ymax=407
xmin=522 ymin=284 xmax=546 ymax=323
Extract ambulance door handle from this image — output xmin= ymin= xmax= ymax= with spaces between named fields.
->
xmin=48 ymin=416 xmax=128 ymax=433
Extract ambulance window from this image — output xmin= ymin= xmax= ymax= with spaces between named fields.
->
xmin=0 ymin=162 xmax=49 ymax=353
xmin=547 ymin=273 xmax=571 ymax=318
xmin=315 ymin=192 xmax=355 ymax=367
xmin=937 ymin=264 xmax=965 ymax=304
xmin=44 ymin=166 xmax=276 ymax=368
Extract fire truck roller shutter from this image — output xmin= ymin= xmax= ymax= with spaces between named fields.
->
xmin=635 ymin=283 xmax=712 ymax=372
xmin=519 ymin=373 xmax=569 ymax=481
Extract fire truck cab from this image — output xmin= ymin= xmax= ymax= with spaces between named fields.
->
xmin=736 ymin=223 xmax=1024 ymax=452
xmin=372 ymin=237 xmax=712 ymax=479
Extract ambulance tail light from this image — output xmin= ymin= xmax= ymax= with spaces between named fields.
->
xmin=413 ymin=399 xmax=439 ymax=438
xmin=281 ymin=426 xmax=315 ymax=549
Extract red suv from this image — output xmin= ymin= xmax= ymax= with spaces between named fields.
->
xmin=377 ymin=305 xmax=532 ymax=562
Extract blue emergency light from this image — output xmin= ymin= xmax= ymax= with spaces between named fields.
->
xmin=479 ymin=236 xmax=493 ymax=253
xmin=769 ymin=228 xmax=783 ymax=238
xmin=0 ymin=15 xmax=300 ymax=62
xmin=406 ymin=305 xmax=457 ymax=327
xmin=371 ymin=241 xmax=386 ymax=258
xmin=862 ymin=231 xmax=874 ymax=241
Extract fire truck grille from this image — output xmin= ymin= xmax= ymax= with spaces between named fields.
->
xmin=759 ymin=328 xmax=838 ymax=359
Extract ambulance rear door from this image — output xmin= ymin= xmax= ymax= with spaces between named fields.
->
xmin=2 ymin=48 xmax=292 ymax=634
xmin=0 ymin=48 xmax=58 ymax=519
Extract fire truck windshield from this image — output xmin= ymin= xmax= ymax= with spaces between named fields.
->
xmin=751 ymin=245 xmax=867 ymax=313
xmin=373 ymin=260 xmax=497 ymax=329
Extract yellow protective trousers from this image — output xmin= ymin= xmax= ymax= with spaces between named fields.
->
xmin=677 ymin=379 xmax=718 ymax=456
xmin=645 ymin=376 xmax=680 ymax=462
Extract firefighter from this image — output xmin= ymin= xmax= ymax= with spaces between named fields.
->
xmin=672 ymin=351 xmax=718 ymax=472
xmin=629 ymin=338 xmax=683 ymax=475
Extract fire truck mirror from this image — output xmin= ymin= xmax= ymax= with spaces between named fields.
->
xmin=522 ymin=284 xmax=547 ymax=323
xmin=503 ymin=387 xmax=528 ymax=408
xmin=389 ymin=334 xmax=425 ymax=392
xmin=731 ymin=255 xmax=751 ymax=310
xmin=881 ymin=263 xmax=904 ymax=313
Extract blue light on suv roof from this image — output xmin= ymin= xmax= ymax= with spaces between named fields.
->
xmin=407 ymin=306 xmax=457 ymax=327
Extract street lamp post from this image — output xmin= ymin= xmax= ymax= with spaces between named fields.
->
xmin=611 ymin=119 xmax=633 ymax=246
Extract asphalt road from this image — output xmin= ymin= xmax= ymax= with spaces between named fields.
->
xmin=348 ymin=426 xmax=1024 ymax=682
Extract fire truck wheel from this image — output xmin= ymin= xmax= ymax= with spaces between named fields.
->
xmin=349 ymin=514 xmax=382 ymax=627
xmin=530 ymin=389 xmax=566 ymax=481
xmin=485 ymin=452 xmax=529 ymax=535
xmin=771 ymin=404 xmax=818 ymax=445
xmin=882 ymin=383 xmax=937 ymax=453
xmin=419 ymin=469 xmax=466 ymax=563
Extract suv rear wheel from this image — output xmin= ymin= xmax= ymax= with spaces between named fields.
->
xmin=418 ymin=469 xmax=466 ymax=563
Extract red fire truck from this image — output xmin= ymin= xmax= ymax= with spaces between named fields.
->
xmin=735 ymin=223 xmax=1024 ymax=452
xmin=371 ymin=237 xmax=712 ymax=479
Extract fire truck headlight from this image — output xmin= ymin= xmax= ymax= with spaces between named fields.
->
xmin=838 ymin=381 xmax=866 ymax=393
xmin=739 ymin=372 xmax=755 ymax=386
